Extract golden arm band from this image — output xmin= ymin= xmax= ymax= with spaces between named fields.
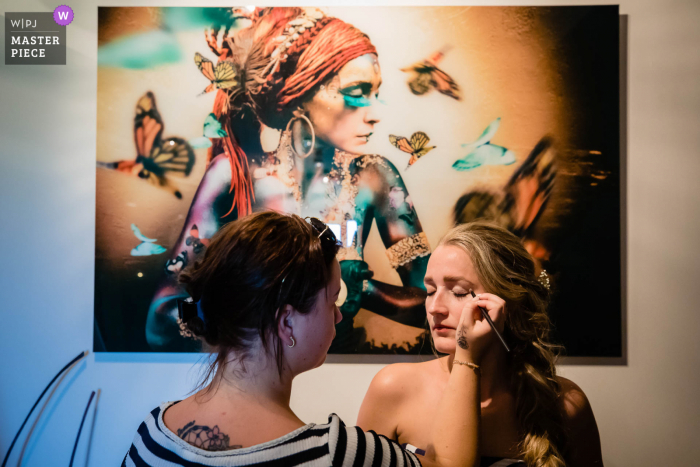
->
xmin=385 ymin=232 xmax=430 ymax=269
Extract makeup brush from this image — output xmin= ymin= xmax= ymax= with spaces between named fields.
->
xmin=470 ymin=289 xmax=510 ymax=352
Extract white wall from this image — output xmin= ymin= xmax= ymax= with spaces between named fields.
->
xmin=1 ymin=0 xmax=699 ymax=466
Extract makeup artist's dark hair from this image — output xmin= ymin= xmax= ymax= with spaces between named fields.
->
xmin=179 ymin=211 xmax=340 ymax=389
xmin=438 ymin=221 xmax=567 ymax=467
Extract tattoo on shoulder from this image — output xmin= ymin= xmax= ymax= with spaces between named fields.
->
xmin=457 ymin=330 xmax=469 ymax=350
xmin=177 ymin=420 xmax=241 ymax=451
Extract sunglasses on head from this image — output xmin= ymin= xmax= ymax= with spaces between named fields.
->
xmin=305 ymin=217 xmax=346 ymax=307
xmin=306 ymin=217 xmax=341 ymax=247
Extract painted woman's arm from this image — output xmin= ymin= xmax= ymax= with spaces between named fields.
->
xmin=356 ymin=157 xmax=428 ymax=328
xmin=145 ymin=155 xmax=235 ymax=351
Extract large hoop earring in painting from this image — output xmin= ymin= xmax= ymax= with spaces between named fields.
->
xmin=286 ymin=111 xmax=315 ymax=159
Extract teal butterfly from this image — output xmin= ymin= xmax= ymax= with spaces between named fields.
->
xmin=188 ymin=137 xmax=212 ymax=149
xmin=130 ymin=224 xmax=167 ymax=256
xmin=203 ymin=113 xmax=227 ymax=138
xmin=188 ymin=113 xmax=227 ymax=149
xmin=452 ymin=118 xmax=516 ymax=171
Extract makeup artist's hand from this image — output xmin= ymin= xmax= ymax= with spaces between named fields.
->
xmin=454 ymin=292 xmax=506 ymax=363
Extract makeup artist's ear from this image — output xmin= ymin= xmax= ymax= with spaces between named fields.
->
xmin=277 ymin=304 xmax=297 ymax=347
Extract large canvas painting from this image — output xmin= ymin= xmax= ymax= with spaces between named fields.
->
xmin=95 ymin=6 xmax=621 ymax=358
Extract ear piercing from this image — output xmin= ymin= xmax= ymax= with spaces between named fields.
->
xmin=287 ymin=336 xmax=296 ymax=348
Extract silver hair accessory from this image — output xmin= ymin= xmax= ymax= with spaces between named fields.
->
xmin=538 ymin=270 xmax=551 ymax=290
xmin=262 ymin=8 xmax=325 ymax=78
xmin=287 ymin=336 xmax=296 ymax=348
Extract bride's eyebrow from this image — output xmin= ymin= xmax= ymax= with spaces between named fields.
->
xmin=443 ymin=276 xmax=474 ymax=286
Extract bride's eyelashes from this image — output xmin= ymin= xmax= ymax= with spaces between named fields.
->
xmin=424 ymin=289 xmax=468 ymax=299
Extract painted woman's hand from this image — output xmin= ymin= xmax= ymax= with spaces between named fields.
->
xmin=339 ymin=260 xmax=374 ymax=320
xmin=454 ymin=292 xmax=506 ymax=364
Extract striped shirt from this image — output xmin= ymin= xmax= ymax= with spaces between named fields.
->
xmin=122 ymin=402 xmax=421 ymax=466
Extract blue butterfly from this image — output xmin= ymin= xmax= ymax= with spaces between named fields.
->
xmin=188 ymin=113 xmax=227 ymax=149
xmin=130 ymin=224 xmax=167 ymax=256
xmin=203 ymin=113 xmax=227 ymax=138
xmin=188 ymin=137 xmax=212 ymax=149
xmin=452 ymin=118 xmax=516 ymax=171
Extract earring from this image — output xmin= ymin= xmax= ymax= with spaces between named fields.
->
xmin=287 ymin=336 xmax=296 ymax=348
xmin=285 ymin=110 xmax=315 ymax=158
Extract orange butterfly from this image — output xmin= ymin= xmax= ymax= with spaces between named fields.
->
xmin=194 ymin=52 xmax=238 ymax=95
xmin=389 ymin=131 xmax=436 ymax=169
xmin=401 ymin=48 xmax=461 ymax=101
xmin=97 ymin=92 xmax=195 ymax=199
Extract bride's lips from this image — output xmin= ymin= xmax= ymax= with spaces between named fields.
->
xmin=432 ymin=325 xmax=454 ymax=334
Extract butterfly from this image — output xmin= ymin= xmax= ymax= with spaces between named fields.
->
xmin=130 ymin=224 xmax=167 ymax=256
xmin=97 ymin=92 xmax=195 ymax=199
xmin=401 ymin=47 xmax=461 ymax=101
xmin=194 ymin=52 xmax=238 ymax=95
xmin=164 ymin=251 xmax=188 ymax=275
xmin=453 ymin=137 xmax=556 ymax=261
xmin=203 ymin=113 xmax=227 ymax=138
xmin=185 ymin=224 xmax=210 ymax=254
xmin=452 ymin=118 xmax=516 ymax=171
xmin=188 ymin=137 xmax=213 ymax=149
xmin=389 ymin=131 xmax=436 ymax=169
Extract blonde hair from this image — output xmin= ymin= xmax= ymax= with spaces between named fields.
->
xmin=439 ymin=221 xmax=567 ymax=467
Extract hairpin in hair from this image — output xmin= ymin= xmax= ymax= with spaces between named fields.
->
xmin=538 ymin=270 xmax=551 ymax=290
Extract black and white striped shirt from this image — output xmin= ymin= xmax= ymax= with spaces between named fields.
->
xmin=122 ymin=402 xmax=421 ymax=466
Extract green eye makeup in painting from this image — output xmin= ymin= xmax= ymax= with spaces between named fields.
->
xmin=340 ymin=82 xmax=376 ymax=108
xmin=343 ymin=95 xmax=372 ymax=107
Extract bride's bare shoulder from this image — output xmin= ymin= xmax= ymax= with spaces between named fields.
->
xmin=367 ymin=358 xmax=444 ymax=397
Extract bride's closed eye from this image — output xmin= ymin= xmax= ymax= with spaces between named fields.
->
xmin=452 ymin=287 xmax=469 ymax=299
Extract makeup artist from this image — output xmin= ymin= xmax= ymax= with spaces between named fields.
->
xmin=123 ymin=212 xmax=498 ymax=466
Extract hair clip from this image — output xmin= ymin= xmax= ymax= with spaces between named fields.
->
xmin=538 ymin=270 xmax=551 ymax=290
